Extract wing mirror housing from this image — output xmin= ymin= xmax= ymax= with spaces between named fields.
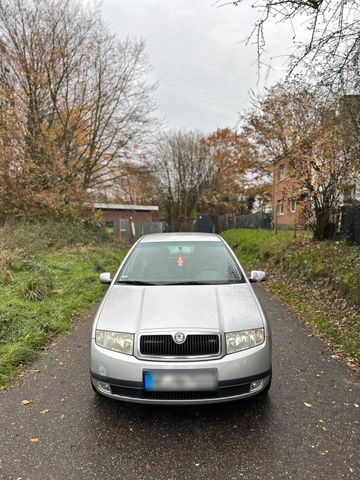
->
xmin=99 ymin=272 xmax=112 ymax=285
xmin=249 ymin=270 xmax=266 ymax=282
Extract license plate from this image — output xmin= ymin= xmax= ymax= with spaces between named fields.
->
xmin=143 ymin=369 xmax=218 ymax=392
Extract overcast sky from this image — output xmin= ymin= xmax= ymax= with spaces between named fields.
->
xmin=100 ymin=0 xmax=301 ymax=132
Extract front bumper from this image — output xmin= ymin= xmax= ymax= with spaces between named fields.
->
xmin=90 ymin=339 xmax=271 ymax=405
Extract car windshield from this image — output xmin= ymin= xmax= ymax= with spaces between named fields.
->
xmin=116 ymin=240 xmax=244 ymax=285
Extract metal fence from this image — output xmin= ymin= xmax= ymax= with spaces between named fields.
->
xmin=164 ymin=221 xmax=195 ymax=233
xmin=134 ymin=221 xmax=163 ymax=237
xmin=217 ymin=212 xmax=273 ymax=232
xmin=119 ymin=221 xmax=163 ymax=242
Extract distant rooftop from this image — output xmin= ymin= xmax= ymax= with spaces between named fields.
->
xmin=94 ymin=203 xmax=159 ymax=212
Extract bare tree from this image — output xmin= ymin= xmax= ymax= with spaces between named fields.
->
xmin=152 ymin=131 xmax=213 ymax=229
xmin=0 ymin=0 xmax=156 ymax=217
xmin=214 ymin=0 xmax=360 ymax=87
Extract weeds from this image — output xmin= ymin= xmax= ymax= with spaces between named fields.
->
xmin=221 ymin=228 xmax=360 ymax=367
xmin=0 ymin=221 xmax=127 ymax=388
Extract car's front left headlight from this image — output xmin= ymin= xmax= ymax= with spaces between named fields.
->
xmin=95 ymin=330 xmax=134 ymax=355
xmin=226 ymin=328 xmax=265 ymax=354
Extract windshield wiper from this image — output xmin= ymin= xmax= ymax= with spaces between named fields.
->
xmin=115 ymin=280 xmax=157 ymax=286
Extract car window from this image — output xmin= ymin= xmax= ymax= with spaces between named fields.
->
xmin=116 ymin=241 xmax=244 ymax=285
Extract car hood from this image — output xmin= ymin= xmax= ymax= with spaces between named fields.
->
xmin=97 ymin=283 xmax=264 ymax=333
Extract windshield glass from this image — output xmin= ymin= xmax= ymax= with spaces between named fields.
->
xmin=116 ymin=241 xmax=244 ymax=285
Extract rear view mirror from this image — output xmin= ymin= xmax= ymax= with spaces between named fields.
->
xmin=99 ymin=272 xmax=112 ymax=284
xmin=249 ymin=270 xmax=266 ymax=282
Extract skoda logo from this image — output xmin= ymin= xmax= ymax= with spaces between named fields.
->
xmin=173 ymin=331 xmax=186 ymax=344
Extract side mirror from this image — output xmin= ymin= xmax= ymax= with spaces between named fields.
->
xmin=99 ymin=272 xmax=112 ymax=285
xmin=249 ymin=270 xmax=266 ymax=282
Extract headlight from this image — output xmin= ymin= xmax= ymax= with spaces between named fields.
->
xmin=226 ymin=328 xmax=264 ymax=354
xmin=95 ymin=330 xmax=134 ymax=355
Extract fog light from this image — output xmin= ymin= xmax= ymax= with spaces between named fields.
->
xmin=97 ymin=380 xmax=111 ymax=393
xmin=250 ymin=379 xmax=264 ymax=392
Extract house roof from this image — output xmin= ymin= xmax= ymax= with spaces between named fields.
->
xmin=94 ymin=203 xmax=159 ymax=212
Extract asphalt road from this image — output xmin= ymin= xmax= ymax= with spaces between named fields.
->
xmin=0 ymin=285 xmax=359 ymax=480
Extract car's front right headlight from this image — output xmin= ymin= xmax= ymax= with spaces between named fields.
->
xmin=226 ymin=328 xmax=265 ymax=354
xmin=95 ymin=330 xmax=134 ymax=355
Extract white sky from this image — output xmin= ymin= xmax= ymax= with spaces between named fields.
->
xmin=100 ymin=0 xmax=304 ymax=132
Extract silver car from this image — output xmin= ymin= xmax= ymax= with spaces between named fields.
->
xmin=90 ymin=233 xmax=272 ymax=404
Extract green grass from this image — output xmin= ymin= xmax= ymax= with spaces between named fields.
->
xmin=221 ymin=228 xmax=360 ymax=366
xmin=0 ymin=221 xmax=127 ymax=388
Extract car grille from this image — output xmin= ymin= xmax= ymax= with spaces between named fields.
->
xmin=143 ymin=384 xmax=251 ymax=400
xmin=139 ymin=334 xmax=220 ymax=357
xmin=110 ymin=383 xmax=251 ymax=400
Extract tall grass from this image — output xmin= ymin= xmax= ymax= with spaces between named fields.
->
xmin=0 ymin=221 xmax=127 ymax=388
xmin=222 ymin=229 xmax=360 ymax=365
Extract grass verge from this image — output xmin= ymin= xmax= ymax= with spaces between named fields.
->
xmin=0 ymin=221 xmax=127 ymax=388
xmin=221 ymin=229 xmax=360 ymax=369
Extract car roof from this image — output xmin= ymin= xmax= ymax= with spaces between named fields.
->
xmin=139 ymin=232 xmax=222 ymax=243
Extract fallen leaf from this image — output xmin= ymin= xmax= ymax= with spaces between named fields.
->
xmin=30 ymin=437 xmax=40 ymax=444
xmin=21 ymin=399 xmax=33 ymax=406
xmin=304 ymin=402 xmax=313 ymax=408
xmin=319 ymin=450 xmax=328 ymax=456
xmin=40 ymin=409 xmax=49 ymax=414
xmin=354 ymin=404 xmax=359 ymax=408
xmin=195 ymin=463 xmax=200 ymax=467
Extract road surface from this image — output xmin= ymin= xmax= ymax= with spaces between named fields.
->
xmin=0 ymin=285 xmax=359 ymax=480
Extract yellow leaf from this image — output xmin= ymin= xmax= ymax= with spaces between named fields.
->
xmin=319 ymin=450 xmax=328 ymax=456
xmin=30 ymin=437 xmax=40 ymax=444
xmin=21 ymin=399 xmax=33 ymax=406
xmin=304 ymin=402 xmax=313 ymax=408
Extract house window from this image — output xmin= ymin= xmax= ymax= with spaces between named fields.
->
xmin=279 ymin=165 xmax=285 ymax=181
xmin=120 ymin=218 xmax=128 ymax=232
xmin=278 ymin=202 xmax=284 ymax=215
xmin=290 ymin=199 xmax=296 ymax=213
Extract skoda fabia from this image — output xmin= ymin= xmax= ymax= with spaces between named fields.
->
xmin=90 ymin=233 xmax=272 ymax=404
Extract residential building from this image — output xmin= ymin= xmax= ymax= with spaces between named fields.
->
xmin=272 ymin=160 xmax=303 ymax=227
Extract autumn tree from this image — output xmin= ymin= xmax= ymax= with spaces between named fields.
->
xmin=0 ymin=0 xmax=156 ymax=218
xmin=244 ymin=83 xmax=359 ymax=240
xmin=202 ymin=128 xmax=258 ymax=214
xmin=152 ymin=131 xmax=212 ymax=229
xmin=215 ymin=0 xmax=360 ymax=87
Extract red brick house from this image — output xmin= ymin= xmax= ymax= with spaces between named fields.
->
xmin=272 ymin=160 xmax=304 ymax=227
xmin=94 ymin=203 xmax=160 ymax=240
